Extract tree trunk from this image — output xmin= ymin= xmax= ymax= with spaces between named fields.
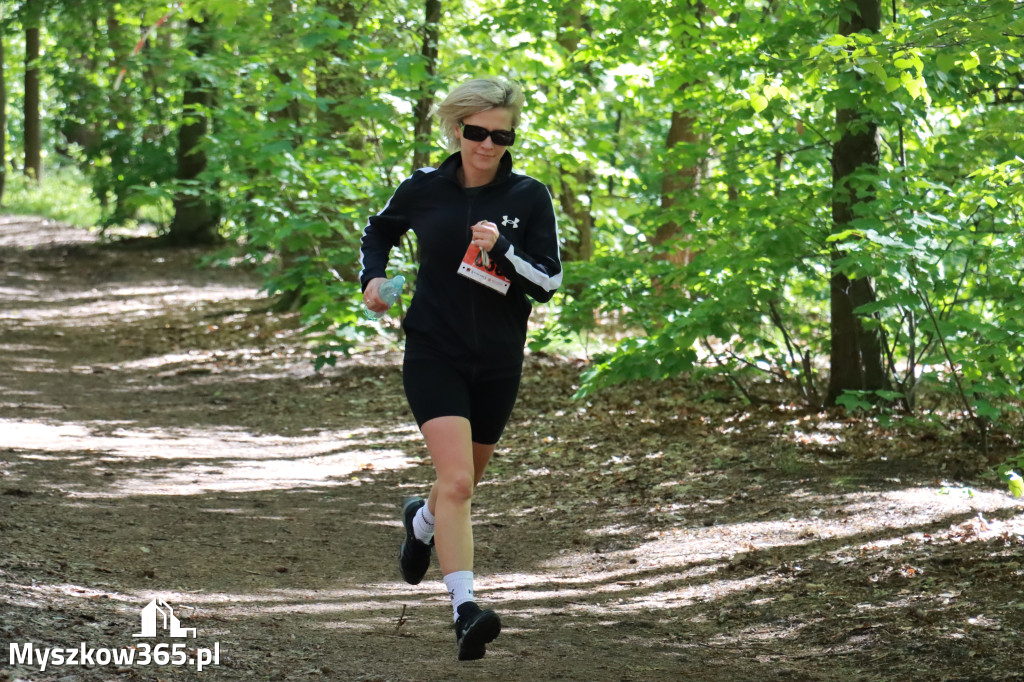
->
xmin=315 ymin=0 xmax=363 ymax=145
xmin=267 ymin=0 xmax=307 ymax=312
xmin=168 ymin=16 xmax=219 ymax=246
xmin=558 ymin=168 xmax=595 ymax=262
xmin=411 ymin=0 xmax=441 ymax=172
xmin=826 ymin=0 xmax=890 ymax=405
xmin=555 ymin=7 xmax=596 ymax=263
xmin=268 ymin=0 xmax=302 ymax=141
xmin=0 ymin=33 xmax=7 ymax=203
xmin=104 ymin=9 xmax=138 ymax=223
xmin=653 ymin=105 xmax=701 ymax=265
xmin=24 ymin=4 xmax=41 ymax=182
xmin=654 ymin=5 xmax=705 ymax=266
xmin=268 ymin=3 xmax=299 ymax=132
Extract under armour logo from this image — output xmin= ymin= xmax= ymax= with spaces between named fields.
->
xmin=502 ymin=215 xmax=520 ymax=229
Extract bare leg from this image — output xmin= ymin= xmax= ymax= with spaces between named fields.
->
xmin=421 ymin=417 xmax=497 ymax=575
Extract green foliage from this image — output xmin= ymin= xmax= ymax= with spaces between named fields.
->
xmin=0 ymin=165 xmax=101 ymax=227
xmin=4 ymin=0 xmax=1022 ymax=462
xmin=538 ymin=0 xmax=1024 ymax=441
xmin=194 ymin=0 xmax=428 ymax=348
xmin=42 ymin=0 xmax=182 ymax=229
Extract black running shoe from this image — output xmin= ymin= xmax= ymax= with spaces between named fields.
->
xmin=398 ymin=497 xmax=432 ymax=585
xmin=453 ymin=602 xmax=501 ymax=661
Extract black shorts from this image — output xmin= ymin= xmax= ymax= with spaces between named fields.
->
xmin=402 ymin=347 xmax=522 ymax=446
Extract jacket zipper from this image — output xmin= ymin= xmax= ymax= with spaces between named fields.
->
xmin=465 ymin=195 xmax=480 ymax=359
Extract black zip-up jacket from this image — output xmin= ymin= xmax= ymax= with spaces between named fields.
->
xmin=359 ymin=151 xmax=562 ymax=363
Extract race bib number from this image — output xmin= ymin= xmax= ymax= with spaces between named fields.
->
xmin=457 ymin=244 xmax=511 ymax=295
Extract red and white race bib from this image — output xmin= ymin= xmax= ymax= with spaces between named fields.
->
xmin=457 ymin=244 xmax=511 ymax=295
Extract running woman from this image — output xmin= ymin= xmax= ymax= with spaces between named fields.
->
xmin=359 ymin=76 xmax=562 ymax=661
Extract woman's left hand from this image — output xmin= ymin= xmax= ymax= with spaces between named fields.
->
xmin=471 ymin=221 xmax=499 ymax=252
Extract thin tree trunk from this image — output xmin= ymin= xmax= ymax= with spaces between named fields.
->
xmin=24 ymin=3 xmax=41 ymax=182
xmin=267 ymin=0 xmax=306 ymax=311
xmin=104 ymin=9 xmax=137 ymax=223
xmin=0 ymin=33 xmax=7 ymax=203
xmin=268 ymin=0 xmax=302 ymax=142
xmin=654 ymin=105 xmax=701 ymax=265
xmin=411 ymin=0 xmax=441 ymax=171
xmin=653 ymin=4 xmax=704 ymax=266
xmin=558 ymin=169 xmax=595 ymax=262
xmin=315 ymin=0 xmax=362 ymax=144
xmin=555 ymin=8 xmax=596 ymax=264
xmin=826 ymin=0 xmax=890 ymax=405
xmin=168 ymin=16 xmax=219 ymax=246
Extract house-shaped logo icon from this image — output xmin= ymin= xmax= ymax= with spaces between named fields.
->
xmin=133 ymin=598 xmax=196 ymax=638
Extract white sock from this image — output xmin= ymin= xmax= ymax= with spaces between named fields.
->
xmin=412 ymin=503 xmax=435 ymax=544
xmin=443 ymin=570 xmax=475 ymax=621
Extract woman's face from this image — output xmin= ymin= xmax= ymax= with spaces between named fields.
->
xmin=456 ymin=108 xmax=515 ymax=182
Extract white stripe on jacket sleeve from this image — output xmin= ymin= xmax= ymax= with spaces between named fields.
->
xmin=503 ymin=243 xmax=563 ymax=293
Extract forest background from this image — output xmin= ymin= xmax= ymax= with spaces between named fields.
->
xmin=1 ymin=0 xmax=1023 ymax=482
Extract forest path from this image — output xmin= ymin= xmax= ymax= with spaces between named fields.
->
xmin=1 ymin=216 xmax=1022 ymax=682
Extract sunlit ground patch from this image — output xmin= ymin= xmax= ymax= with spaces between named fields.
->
xmin=2 ymin=419 xmax=418 ymax=497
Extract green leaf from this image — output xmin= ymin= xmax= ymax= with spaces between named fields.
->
xmin=935 ymin=51 xmax=957 ymax=73
xmin=900 ymin=72 xmax=923 ymax=99
xmin=974 ymin=399 xmax=1002 ymax=421
xmin=861 ymin=60 xmax=887 ymax=83
xmin=260 ymin=140 xmax=294 ymax=155
xmin=835 ymin=391 xmax=873 ymax=412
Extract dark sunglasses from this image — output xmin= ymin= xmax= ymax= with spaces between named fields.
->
xmin=459 ymin=122 xmax=516 ymax=147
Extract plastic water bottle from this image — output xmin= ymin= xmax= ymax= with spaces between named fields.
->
xmin=364 ymin=275 xmax=405 ymax=320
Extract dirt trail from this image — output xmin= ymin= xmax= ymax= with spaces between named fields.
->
xmin=2 ymin=216 xmax=1023 ymax=682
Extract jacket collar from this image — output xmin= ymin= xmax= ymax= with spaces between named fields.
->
xmin=437 ymin=150 xmax=514 ymax=187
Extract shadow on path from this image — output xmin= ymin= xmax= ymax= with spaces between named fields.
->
xmin=2 ymin=217 xmax=1023 ymax=682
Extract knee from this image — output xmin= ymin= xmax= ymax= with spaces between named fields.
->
xmin=437 ymin=471 xmax=475 ymax=504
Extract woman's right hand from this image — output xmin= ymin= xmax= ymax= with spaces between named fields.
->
xmin=363 ymin=277 xmax=389 ymax=314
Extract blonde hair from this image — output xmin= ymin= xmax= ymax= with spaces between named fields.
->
xmin=435 ymin=77 xmax=525 ymax=151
